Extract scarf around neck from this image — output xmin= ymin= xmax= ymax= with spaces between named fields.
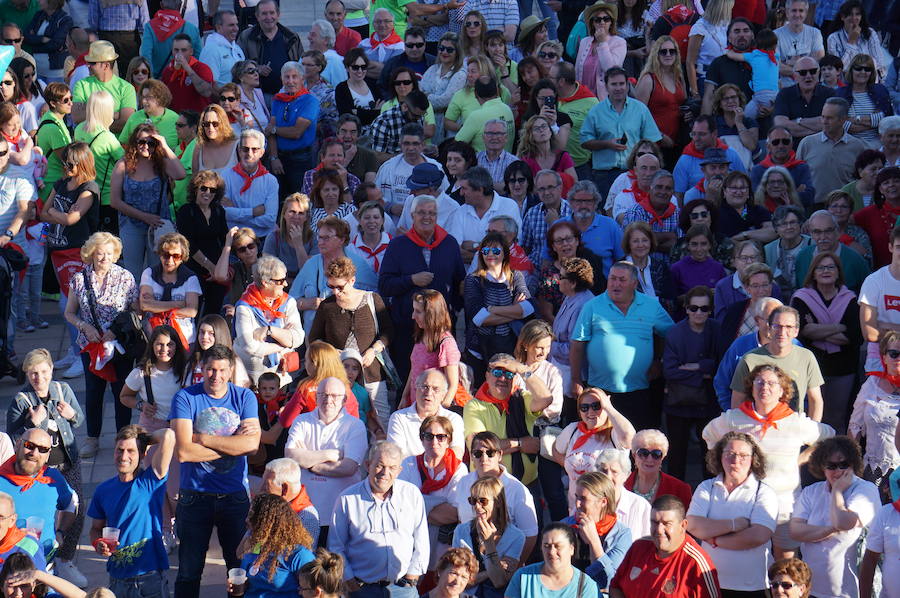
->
xmin=417 ymin=450 xmax=462 ymax=494
xmin=149 ymin=9 xmax=185 ymax=41
xmin=0 ymin=527 xmax=27 ymax=558
xmin=792 ymin=286 xmax=855 ymax=353
xmin=475 ymin=382 xmax=510 ymax=414
xmin=865 ymin=357 xmax=900 ymax=388
xmin=289 ymin=486 xmax=313 ymax=513
xmin=0 ymin=456 xmax=52 ymax=492
xmin=572 ymin=513 xmax=618 ymax=538
xmin=683 ymin=139 xmax=728 ymax=159
xmin=637 ymin=195 xmax=675 ymax=226
xmin=407 ymin=225 xmax=447 ymax=250
xmin=369 ymin=30 xmax=402 ymax=48
xmin=571 ymin=420 xmax=613 ymax=451
xmin=760 ymin=151 xmax=804 ymax=170
xmin=273 ymin=88 xmax=309 ymax=103
xmin=738 ymin=400 xmax=794 ymax=437
xmin=232 ymin=163 xmax=269 ymax=194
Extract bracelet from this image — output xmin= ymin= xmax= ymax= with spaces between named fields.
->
xmin=731 ymin=519 xmax=736 ymax=532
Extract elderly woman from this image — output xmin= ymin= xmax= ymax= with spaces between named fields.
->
xmin=560 ymin=472 xmax=631 ymax=590
xmin=505 ymin=523 xmax=600 ymax=598
xmin=548 ymin=257 xmax=595 ymax=399
xmin=192 ymin=104 xmax=238 ymax=177
xmin=714 ymin=240 xmax=782 ymax=320
xmin=233 ymin=255 xmax=305 ymax=388
xmin=687 ymin=431 xmax=779 ymax=598
xmin=622 ymin=222 xmax=673 ymax=307
xmin=718 ymin=171 xmax=776 ymax=244
xmin=825 ymin=191 xmax=871 ymax=263
xmin=269 ymin=61 xmax=321 ymax=195
xmin=118 ymin=79 xmax=179 ymax=149
xmin=756 ymin=166 xmax=804 ymax=214
xmin=703 ymin=363 xmax=834 ymax=559
xmin=711 ymin=84 xmax=758 ymax=169
xmin=669 ymin=199 xmax=736 ymax=269
xmin=536 ymin=221 xmax=606 ymax=322
xmin=880 ymin=115 xmax=900 ymax=166
xmin=836 ymin=53 xmax=894 ymax=148
xmin=625 ymin=429 xmax=693 ymax=506
xmin=596 ymin=447 xmax=651 ymax=540
xmin=574 ymin=2 xmax=626 ymax=101
xmin=232 ymin=60 xmax=269 ymax=132
xmin=139 ymin=232 xmax=200 ymax=349
xmin=430 ymin=548 xmax=479 ymax=598
xmin=301 ymin=50 xmax=338 ymax=131
xmin=764 ymin=206 xmax=812 ymax=298
xmin=790 ymin=436 xmax=880 ymax=598
xmin=840 ymin=149 xmax=885 ymax=212
xmin=768 ymin=559 xmax=812 ymax=598
xmin=853 ymin=166 xmax=900 ymax=267
xmin=262 ymin=193 xmax=312 ymax=281
xmin=64 ymin=232 xmax=139 ymax=458
xmin=73 ymin=90 xmax=124 ymax=227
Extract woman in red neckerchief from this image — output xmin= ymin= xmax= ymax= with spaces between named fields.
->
xmin=852 ymin=167 xmax=900 ymax=267
xmin=754 ymin=166 xmax=804 ymax=214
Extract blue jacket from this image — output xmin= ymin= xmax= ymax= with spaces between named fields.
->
xmin=836 ymin=83 xmax=895 ymax=118
xmin=561 ymin=516 xmax=631 ymax=588
xmin=8 ymin=381 xmax=84 ymax=465
xmin=24 ymin=9 xmax=73 ymax=71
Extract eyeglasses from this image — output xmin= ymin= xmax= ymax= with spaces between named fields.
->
xmin=349 ymin=63 xmax=367 ymax=71
xmin=736 ymin=254 xmax=759 ymax=263
xmin=198 ymin=185 xmax=217 ymax=194
xmin=553 ymin=235 xmax=576 ymax=244
xmin=23 ymin=440 xmax=51 ymax=454
xmin=240 ymin=146 xmax=263 ymax=153
xmin=725 ymin=451 xmax=752 ymax=461
xmin=394 ymin=79 xmax=414 ymax=86
xmin=201 ymin=121 xmax=219 ymax=128
xmin=235 ymin=243 xmax=256 ymax=253
xmin=886 ymin=349 xmax=900 ymax=359
xmin=769 ymin=138 xmax=792 ymax=146
xmin=438 ymin=45 xmax=457 ymax=53
xmin=507 ymin=176 xmax=528 ymax=184
xmin=770 ymin=322 xmax=797 ymax=331
xmin=162 ymin=252 xmax=183 ymax=261
xmin=814 ymin=264 xmax=837 ymax=271
xmin=175 ymin=122 xmax=189 ymax=128
xmin=591 ymin=15 xmax=613 ymax=23
xmin=2 ymin=37 xmax=22 ymax=44
xmin=824 ymin=460 xmax=851 ymax=470
xmin=219 ymin=95 xmax=237 ymax=102
xmin=327 ymin=282 xmax=348 ymax=292
xmin=420 ymin=431 xmax=450 ymax=442
xmin=467 ymin=496 xmax=490 ymax=506
xmin=770 ymin=582 xmax=799 ymax=591
xmin=471 ymin=448 xmax=498 ymax=459
xmin=405 ymin=42 xmax=425 ymax=49
xmin=636 ymin=448 xmax=664 ymax=460
xmin=852 ymin=65 xmax=873 ymax=73
xmin=63 ymin=161 xmax=77 ymax=171
xmin=809 ymin=227 xmax=837 ymax=235
xmin=481 ymin=246 xmax=502 ymax=256
xmin=269 ymin=277 xmax=287 ymax=285
xmin=0 ymin=150 xmax=8 ymax=157
xmin=465 ymin=20 xmax=481 ymax=27
xmin=136 ymin=138 xmax=158 ymax=147
xmin=489 ymin=368 xmax=515 ymax=380
xmin=133 ymin=68 xmax=150 ymax=75
xmin=658 ymin=48 xmax=677 ymax=56
xmin=538 ymin=51 xmax=558 ymax=59
xmin=686 ymin=304 xmax=712 ymax=313
xmin=317 ymin=392 xmax=346 ymax=401
xmin=796 ymin=68 xmax=818 ymax=76
xmin=416 ymin=384 xmax=444 ymax=394
xmin=578 ymin=401 xmax=602 ymax=412
xmin=318 ymin=234 xmax=338 ymax=242
xmin=753 ymin=379 xmax=780 ymax=388
xmin=689 ymin=210 xmax=710 ymax=219
xmin=484 ymin=130 xmax=507 ymax=137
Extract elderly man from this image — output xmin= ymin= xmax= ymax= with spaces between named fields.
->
xmin=222 ymin=129 xmax=278 ymax=238
xmin=397 ymin=163 xmax=458 ymax=231
xmin=326 ymin=0 xmax=362 ymax=56
xmin=565 ymin=180 xmax=623 ymax=277
xmin=338 ymin=115 xmax=379 ymax=184
xmin=522 ymin=169 xmax=572 ymax=266
xmin=378 ymin=26 xmax=435 ymax=89
xmin=445 ymin=167 xmax=521 ymax=263
xmin=308 ymin=20 xmax=347 ymax=86
xmin=285 ymin=377 xmax=367 ymax=547
xmin=477 ymin=119 xmax=519 ymax=188
xmin=329 ymin=441 xmax=429 ymax=596
xmin=455 ymin=79 xmax=515 ymax=153
xmin=683 ymin=148 xmax=732 ymax=204
xmin=387 ymin=369 xmax=465 ymax=458
xmin=238 ymin=1 xmax=303 ymax=97
xmin=199 ymin=10 xmax=245 ymax=88
xmin=610 ymin=496 xmax=720 ymax=598
xmin=764 ymin=205 xmax=811 ymax=298
xmin=261 ymin=458 xmax=321 ymax=545
xmin=3 ymin=22 xmax=36 ymax=72
xmin=673 ymin=116 xmax=746 ymax=196
xmin=72 ymin=40 xmax=136 ymax=132
xmin=797 ymin=97 xmax=867 ymax=206
xmin=370 ymin=92 xmax=430 ymax=159
xmin=0 ymin=491 xmax=43 ymax=569
xmin=570 ymin=261 xmax=675 ymax=431
xmin=552 ymin=61 xmax=599 ymax=182
xmin=622 ymin=170 xmax=681 ymax=254
xmin=775 ymin=0 xmax=825 ymax=82
xmin=374 ymin=123 xmax=445 ymax=215
xmin=380 ymin=194 xmax=466 ymax=381
xmin=773 ymin=57 xmax=836 ymax=140
xmin=359 ymin=8 xmax=405 ymax=81
xmin=160 ymin=34 xmax=214 ymax=113
xmin=608 ymin=152 xmax=660 ymax=222
xmin=88 ymin=0 xmax=148 ymax=74
xmin=701 ymin=17 xmax=755 ymax=115
xmin=793 ymin=210 xmax=870 ymax=292
xmin=140 ymin=0 xmax=203 ymax=77
xmin=750 ymin=128 xmax=816 ymax=207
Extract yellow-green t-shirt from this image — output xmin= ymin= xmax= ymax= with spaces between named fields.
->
xmin=74 ymin=123 xmax=125 ymax=207
xmin=118 ymin=109 xmax=180 ymax=149
xmin=463 ymin=393 xmax=541 ymax=486
xmin=72 ymin=76 xmax=138 ymax=114
xmin=35 ymin=111 xmax=71 ymax=201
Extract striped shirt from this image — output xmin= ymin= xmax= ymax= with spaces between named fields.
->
xmin=89 ymin=0 xmax=148 ymax=32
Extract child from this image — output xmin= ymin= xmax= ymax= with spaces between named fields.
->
xmin=819 ymin=54 xmax=845 ymax=89
xmin=341 ymin=349 xmax=385 ymax=440
xmin=726 ymin=28 xmax=780 ymax=120
xmin=255 ymin=371 xmax=289 ymax=467
xmin=17 ymin=203 xmax=48 ymax=333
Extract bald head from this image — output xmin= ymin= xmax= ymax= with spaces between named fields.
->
xmin=635 ymin=153 xmax=661 ymax=188
xmin=795 ymin=56 xmax=820 ymax=88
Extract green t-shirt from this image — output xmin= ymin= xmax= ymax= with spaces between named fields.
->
xmin=72 ymin=76 xmax=138 ymax=114
xmin=36 ymin=111 xmax=71 ymax=201
xmin=118 ymin=109 xmax=179 ymax=149
xmin=462 ymin=392 xmax=541 ymax=486
xmin=370 ymin=0 xmax=416 ymax=37
xmin=445 ymin=86 xmax=512 ymax=125
xmin=454 ymin=97 xmax=515 ymax=152
xmin=74 ymin=123 xmax=125 ymax=207
xmin=172 ymin=138 xmax=197 ymax=214
xmin=0 ymin=0 xmax=38 ymax=36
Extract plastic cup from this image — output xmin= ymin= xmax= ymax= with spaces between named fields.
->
xmin=228 ymin=568 xmax=247 ymax=597
xmin=25 ymin=516 xmax=44 ymax=538
xmin=102 ymin=526 xmax=120 ymax=547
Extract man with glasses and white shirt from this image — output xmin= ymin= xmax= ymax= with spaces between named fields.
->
xmin=387 ymin=369 xmax=465 ymax=458
xmin=222 ymin=129 xmax=278 ymax=239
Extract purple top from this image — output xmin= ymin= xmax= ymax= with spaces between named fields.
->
xmin=670 ymin=256 xmax=727 ymax=295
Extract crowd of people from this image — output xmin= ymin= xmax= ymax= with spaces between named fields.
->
xmin=0 ymin=0 xmax=897 ymax=597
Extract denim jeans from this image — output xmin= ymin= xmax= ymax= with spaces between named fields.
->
xmin=17 ymin=262 xmax=42 ymax=325
xmin=174 ymin=490 xmax=250 ymax=598
xmin=350 ymin=582 xmax=419 ymax=598
xmin=109 ymin=571 xmax=170 ymax=598
xmin=277 ymin=146 xmax=315 ymax=201
xmin=81 ymin=352 xmax=134 ymax=437
xmin=119 ymin=218 xmax=152 ymax=282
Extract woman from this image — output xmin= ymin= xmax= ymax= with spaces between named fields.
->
xmin=516 ymin=16 xmax=549 ymax=61
xmin=125 ymin=56 xmax=152 ymax=97
xmin=308 ymin=169 xmax=356 ymax=235
xmin=764 ymin=206 xmax=811 ymax=298
xmin=836 ymin=53 xmax=894 ymax=147
xmin=139 ymin=232 xmax=200 ymax=349
xmin=307 ymin=256 xmax=393 ymax=428
xmin=35 ymin=82 xmax=71 ymax=201
xmin=536 ymin=221 xmax=606 ymax=321
xmin=262 ymin=193 xmax=312 ymax=281
xmin=702 ymin=363 xmax=834 ymax=559
xmin=175 ymin=170 xmax=229 ymax=315
xmin=380 ymin=66 xmax=436 ymax=139
xmin=714 ymin=240 xmax=780 ymax=319
xmin=852 ymin=166 xmax=900 ymax=267
xmin=503 ymin=161 xmax=539 ymax=217
xmin=840 ymin=149 xmax=885 ymax=212
xmin=119 ymin=79 xmax=179 ymax=149
xmin=712 ymin=84 xmax=759 ymax=169
xmin=233 ymin=255 xmax=305 ymax=388
xmin=575 ymin=2 xmax=627 ymax=100
xmin=827 ymin=0 xmax=886 ymax=80
xmin=517 ymin=116 xmax=577 ymax=185
xmin=536 ymin=41 xmax=564 ymax=76
xmin=669 ymin=199 xmax=735 ymax=268
xmin=560 ymin=472 xmax=632 ymax=589
xmin=351 ymin=201 xmax=391 ymax=274
xmin=686 ymin=431 xmax=779 ymax=598
xmin=504 ymin=524 xmax=600 ymax=598
xmin=0 ymin=97 xmax=33 ymax=185
xmin=548 ymin=257 xmax=595 ymax=398
xmin=219 ymin=82 xmax=257 ymax=135
xmin=427 ymin=548 xmax=479 ymax=598
xmin=789 ymin=436 xmax=880 ymax=598
xmin=335 ymin=49 xmax=381 ymax=129
xmin=880 ymin=115 xmax=900 ymax=166
xmin=552 ymin=388 xmax=635 ymax=512
xmin=460 ymin=11 xmax=487 ymax=59
xmin=622 ymin=221 xmax=674 ymax=305
xmin=301 ymin=50 xmax=338 ymax=132
xmin=109 ymin=123 xmax=186 ymax=280
xmin=485 ymin=30 xmax=518 ymax=99
xmin=235 ymin=494 xmax=315 ymax=598
xmin=233 ymin=60 xmax=270 ymax=132
xmin=445 ymin=56 xmax=505 ymax=134
xmin=182 ymin=314 xmax=251 ymax=387
xmin=453 ymin=477 xmax=524 ymax=598
xmin=298 ymin=548 xmax=346 ymax=598
xmin=618 ymin=0 xmax=651 ymax=77
xmin=74 ymin=89 xmax=125 ymax=231
xmin=421 ymin=32 xmax=467 ymax=142
xmin=1 ymin=68 xmax=37 ymax=135
xmin=755 ymin=166 xmax=804 ymax=214
xmin=825 ymin=190 xmax=871 ymax=262
xmin=0 ymin=553 xmax=86 ymax=598
xmin=213 ymin=225 xmax=260 ymax=314
xmin=634 ymin=36 xmax=686 ymax=155
xmin=718 ymin=171 xmax=776 ymax=243
xmin=64 ymin=232 xmax=139 ymax=458
xmin=848 ymin=330 xmax=900 ymax=501
xmin=768 ymin=559 xmax=812 ymax=598
xmin=8 ymin=349 xmax=85 ymax=574
xmin=791 ymin=252 xmax=861 ymax=433
xmin=11 ymin=57 xmax=45 ymax=116
xmin=515 ymin=57 xmax=546 ymax=124
xmin=625 ymin=429 xmax=693 ymax=505
xmin=24 ymin=0 xmax=71 ymax=81
xmin=191 ymin=104 xmax=239 ymax=178
xmin=269 ymin=62 xmax=320 ymax=199
xmin=685 ymin=0 xmax=733 ymax=97
xmin=441 ymin=141 xmax=476 ymax=197
xmin=670 ymin=225 xmax=727 ymax=295
xmin=521 ymin=80 xmax=574 ymax=152
xmin=404 ymin=289 xmax=462 ymax=409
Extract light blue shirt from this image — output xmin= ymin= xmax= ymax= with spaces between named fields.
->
xmin=508 ymin=562 xmax=600 ymax=598
xmin=221 ymin=165 xmax=279 ymax=238
xmin=323 ymin=49 xmax=348 ymax=86
xmin=0 ymin=174 xmax=33 ymax=242
xmin=673 ymin=147 xmax=746 ymax=194
xmin=559 ymin=214 xmax=625 ymax=277
xmin=580 ymin=98 xmax=662 ymax=171
xmin=744 ymin=49 xmax=780 ymax=93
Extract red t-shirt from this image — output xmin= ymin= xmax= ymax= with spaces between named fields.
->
xmin=161 ymin=60 xmax=214 ymax=113
xmin=853 ymin=204 xmax=899 ymax=268
xmin=731 ymin=0 xmax=767 ymax=24
xmin=334 ymin=26 xmax=362 ymax=57
xmin=611 ymin=537 xmax=721 ymax=598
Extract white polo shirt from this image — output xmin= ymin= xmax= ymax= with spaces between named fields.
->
xmin=385 ymin=405 xmax=465 ymax=459
xmin=617 ymin=489 xmax=651 ymax=540
xmin=864 ymin=503 xmax=900 ymax=598
xmin=453 ymin=466 xmax=539 ymax=537
xmin=444 ymin=192 xmax=522 ymax=246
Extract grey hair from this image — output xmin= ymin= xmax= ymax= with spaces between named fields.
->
xmin=808 ymin=209 xmax=839 ymax=228
xmin=264 ymin=458 xmax=301 ymax=488
xmin=488 ymin=352 xmax=515 ymax=365
xmin=632 ymin=429 xmax=669 ymax=454
xmin=752 ymin=296 xmax=783 ymax=319
xmin=489 ymin=215 xmax=518 ymax=237
xmin=567 ymin=179 xmax=601 ymax=204
xmin=535 ymin=169 xmax=562 ymax=187
xmin=596 ymin=447 xmax=632 ymax=472
xmin=0 ymin=491 xmax=12 ymax=511
xmin=772 ymin=204 xmax=804 ymax=226
xmin=824 ymin=97 xmax=850 ymax=118
xmin=367 ymin=440 xmax=404 ymax=463
xmin=240 ymin=128 xmax=266 ymax=149
xmin=484 ymin=118 xmax=508 ymax=133
xmin=411 ymin=194 xmax=438 ymax=212
xmin=416 ymin=367 xmax=449 ymax=390
xmin=880 ymin=115 xmax=900 ymax=135
xmin=213 ymin=9 xmax=236 ymax=26
xmin=281 ymin=61 xmax=303 ymax=78
xmin=253 ymin=255 xmax=287 ymax=285
xmin=610 ymin=260 xmax=639 ymax=281
xmin=650 ymin=169 xmax=674 ymax=186
xmin=373 ymin=7 xmax=393 ymax=20
xmin=312 ymin=19 xmax=336 ymax=48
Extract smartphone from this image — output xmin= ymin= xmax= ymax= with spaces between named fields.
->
xmin=543 ymin=95 xmax=555 ymax=108
xmin=617 ymin=132 xmax=628 ymax=145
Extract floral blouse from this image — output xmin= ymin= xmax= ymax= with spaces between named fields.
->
xmin=69 ymin=264 xmax=138 ymax=348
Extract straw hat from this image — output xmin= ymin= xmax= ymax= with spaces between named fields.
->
xmin=518 ymin=15 xmax=550 ymax=44
xmin=584 ymin=1 xmax=619 ymax=25
xmin=84 ymin=40 xmax=118 ymax=63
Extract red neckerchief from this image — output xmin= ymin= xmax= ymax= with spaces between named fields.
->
xmin=82 ymin=343 xmax=117 ymax=382
xmin=628 ymin=180 xmax=649 ymax=204
xmin=558 ymin=83 xmax=596 ymax=104
xmin=760 ymin=49 xmax=777 ymax=64
xmin=572 ymin=513 xmax=618 ymax=537
xmin=239 ymin=283 xmax=287 ymax=321
xmin=274 ymin=87 xmax=309 ymax=103
xmin=148 ymin=310 xmax=190 ymax=350
xmin=759 ymin=151 xmax=804 ymax=170
xmin=0 ymin=456 xmax=52 ymax=492
xmin=738 ymin=400 xmax=794 ymax=437
xmin=571 ymin=421 xmax=613 ymax=451
xmin=73 ymin=52 xmax=88 ymax=69
xmin=149 ymin=9 xmax=185 ymax=41
xmin=475 ymin=382 xmax=510 ymax=414
xmin=893 ymin=498 xmax=900 ymax=514
xmin=865 ymin=357 xmax=900 ymax=387
xmin=407 ymin=225 xmax=447 ymax=249
xmin=637 ymin=196 xmax=675 ymax=226
xmin=682 ymin=139 xmax=728 ymax=159
xmin=839 ymin=233 xmax=855 ymax=246
xmin=232 ymin=163 xmax=269 ymax=194
xmin=417 ymin=450 xmax=462 ymax=494
xmin=509 ymin=243 xmax=534 ymax=273
xmin=694 ymin=178 xmax=706 ymax=193
xmin=353 ymin=235 xmax=391 ymax=272
xmin=369 ymin=30 xmax=402 ymax=48
xmin=258 ymin=391 xmax=286 ymax=423
xmin=289 ymin=486 xmax=313 ymax=513
xmin=167 ymin=56 xmax=200 ymax=86
xmin=0 ymin=527 xmax=27 ymax=558
xmin=178 ymin=140 xmax=188 ymax=158
xmin=2 ymin=130 xmax=22 ymax=146
xmin=664 ymin=4 xmax=694 ymax=22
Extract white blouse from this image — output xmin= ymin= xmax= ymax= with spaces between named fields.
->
xmin=848 ymin=376 xmax=900 ymax=472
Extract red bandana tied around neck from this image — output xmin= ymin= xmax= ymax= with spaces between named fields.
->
xmin=369 ymin=30 xmax=402 ymax=48
xmin=760 ymin=49 xmax=777 ymax=64
xmin=354 ymin=235 xmax=391 ymax=272
xmin=2 ymin=130 xmax=22 ymax=147
xmin=0 ymin=456 xmax=52 ymax=492
xmin=882 ymin=202 xmax=900 ymax=221
xmin=893 ymin=498 xmax=900 ymax=514
xmin=0 ymin=526 xmax=27 ymax=559
xmin=637 ymin=196 xmax=675 ymax=227
xmin=168 ymin=56 xmax=201 ymax=87
xmin=148 ymin=310 xmax=190 ymax=350
xmin=738 ymin=400 xmax=794 ymax=437
xmin=73 ymin=52 xmax=88 ymax=70
xmin=289 ymin=486 xmax=313 ymax=513
xmin=239 ymin=283 xmax=287 ymax=322
xmin=232 ymin=163 xmax=270 ymax=194
xmin=682 ymin=139 xmax=729 ymax=159
xmin=571 ymin=513 xmax=618 ymax=538
xmin=407 ymin=225 xmax=448 ymax=250
xmin=475 ymin=382 xmax=510 ymax=414
xmin=694 ymin=178 xmax=706 ymax=193
xmin=258 ymin=391 xmax=286 ymax=423
xmin=628 ymin=179 xmax=650 ymax=204
xmin=149 ymin=9 xmax=186 ymax=41
xmin=417 ymin=450 xmax=462 ymax=494
xmin=865 ymin=357 xmax=900 ymax=387
xmin=571 ymin=421 xmax=613 ymax=451
xmin=273 ymin=87 xmax=309 ymax=103
xmin=759 ymin=151 xmax=805 ymax=170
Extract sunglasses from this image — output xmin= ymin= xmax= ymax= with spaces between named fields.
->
xmin=689 ymin=210 xmax=710 ymax=219
xmin=327 ymin=282 xmax=348 ymax=291
xmin=467 ymin=496 xmax=490 ymax=506
xmin=0 ymin=80 xmax=13 ymax=86
xmin=481 ymin=246 xmax=502 ymax=256
xmin=886 ymin=349 xmax=900 ymax=359
xmin=235 ymin=243 xmax=256 ymax=253
xmin=244 ymin=67 xmax=258 ymax=74
xmin=162 ymin=252 xmax=183 ymax=260
xmin=507 ymin=176 xmax=528 ymax=185
xmin=63 ymin=161 xmax=77 ymax=171
xmin=824 ymin=460 xmax=851 ymax=470
xmin=591 ymin=15 xmax=613 ymax=23
xmin=796 ymin=68 xmax=818 ymax=76
xmin=490 ymin=368 xmax=515 ymax=380
xmin=405 ymin=42 xmax=425 ymax=49
xmin=198 ymin=185 xmax=217 ymax=194
xmin=658 ymin=48 xmax=677 ymax=56
xmin=770 ymin=582 xmax=799 ymax=591
xmin=579 ymin=401 xmax=602 ymax=412
xmin=637 ymin=448 xmax=664 ymax=459
xmin=465 ymin=20 xmax=481 ymax=27
xmin=201 ymin=121 xmax=219 ymax=128
xmin=175 ymin=122 xmax=190 ymax=128
xmin=23 ymin=440 xmax=51 ymax=454
xmin=0 ymin=150 xmax=8 ymax=157
xmin=438 ymin=45 xmax=457 ymax=53
xmin=770 ymin=138 xmax=792 ymax=146
xmin=133 ymin=68 xmax=150 ymax=75
xmin=394 ymin=79 xmax=414 ymax=86
xmin=852 ymin=66 xmax=873 ymax=73
xmin=420 ymin=431 xmax=450 ymax=442
xmin=471 ymin=448 xmax=498 ymax=459
xmin=136 ymin=138 xmax=158 ymax=147
xmin=538 ymin=51 xmax=558 ymax=59
xmin=2 ymin=37 xmax=22 ymax=44
xmin=269 ymin=277 xmax=287 ymax=285
xmin=349 ymin=63 xmax=367 ymax=71
xmin=220 ymin=95 xmax=237 ymax=102
xmin=686 ymin=304 xmax=712 ymax=313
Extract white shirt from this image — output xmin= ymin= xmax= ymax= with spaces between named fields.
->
xmin=553 ymin=422 xmax=617 ymax=513
xmin=444 ymin=192 xmax=522 ymax=247
xmin=848 ymin=376 xmax=900 ymax=473
xmin=386 ymin=405 xmax=465 ymax=459
xmin=374 ymin=154 xmax=448 ymax=217
xmin=453 ymin=466 xmax=539 ymax=536
xmin=863 ymin=503 xmax=900 ymax=598
xmin=793 ymin=477 xmax=881 ymax=598
xmin=617 ymin=489 xmax=651 ymax=540
xmin=138 ymin=268 xmax=202 ymax=345
xmin=285 ymin=409 xmax=368 ymax=523
xmin=198 ymin=32 xmax=245 ymax=85
xmin=124 ymin=366 xmax=182 ymax=420
xmin=397 ymin=192 xmax=460 ymax=232
xmin=605 ymin=170 xmax=633 ymax=212
xmin=687 ymin=474 xmax=779 ymax=591
xmin=859 ymin=265 xmax=900 ymax=371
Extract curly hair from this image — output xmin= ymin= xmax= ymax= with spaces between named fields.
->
xmin=768 ymin=559 xmax=811 ymax=598
xmin=325 ymin=255 xmax=356 ymax=280
xmin=807 ymin=435 xmax=864 ymax=479
xmin=705 ymin=431 xmax=767 ymax=479
xmin=517 ymin=115 xmax=559 ymax=157
xmin=139 ymin=79 xmax=173 ymax=108
xmin=245 ymin=494 xmax=313 ymax=581
xmin=123 ymin=123 xmax=167 ymax=175
xmin=744 ymin=364 xmax=795 ymax=405
xmin=188 ymin=170 xmax=225 ymax=205
xmin=561 ymin=257 xmax=593 ymax=291
xmin=712 ymin=83 xmax=747 ymax=115
xmin=436 ymin=547 xmax=479 ymax=586
xmin=413 ymin=289 xmax=452 ymax=352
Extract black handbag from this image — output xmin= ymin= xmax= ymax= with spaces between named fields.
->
xmin=110 ymin=311 xmax=147 ymax=362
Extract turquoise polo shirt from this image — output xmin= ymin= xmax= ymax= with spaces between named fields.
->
xmin=579 ymin=97 xmax=662 ymax=171
xmin=571 ymin=291 xmax=674 ymax=393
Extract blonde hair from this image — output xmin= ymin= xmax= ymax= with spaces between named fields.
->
xmin=279 ymin=193 xmax=311 ymax=245
xmin=514 ymin=319 xmax=554 ymax=363
xmin=517 ymin=115 xmax=560 ymax=157
xmin=640 ymin=36 xmax=685 ymax=90
xmin=198 ymin=104 xmax=236 ymax=144
xmin=232 ymin=227 xmax=257 ymax=249
xmin=470 ymin=476 xmax=509 ymax=534
xmin=703 ymin=0 xmax=735 ymax=24
xmin=576 ymin=471 xmax=618 ymax=515
xmin=156 ymin=231 xmax=190 ymax=257
xmin=22 ymin=348 xmax=53 ymax=373
xmin=81 ymin=231 xmax=123 ymax=263
xmin=84 ymin=89 xmax=115 ymax=133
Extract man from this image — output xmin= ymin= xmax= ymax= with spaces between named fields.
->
xmin=301 ymin=139 xmax=361 ymax=199
xmin=445 ymin=166 xmax=521 ymax=263
xmin=730 ymin=305 xmax=824 ymax=420
xmin=285 ymin=377 xmax=367 ymax=547
xmin=522 ymin=169 xmax=572 ymax=266
xmin=552 ymin=61 xmax=598 ymax=182
xmin=326 ymin=0 xmax=362 ymax=56
xmin=359 ymin=8 xmax=405 ymax=81
xmin=683 ymin=148 xmax=731 ymax=204
xmin=160 ymin=34 xmax=214 ymax=113
xmin=793 ymin=210 xmax=870 ymax=292
xmin=570 ymin=261 xmax=675 ymax=431
xmin=860 ymin=226 xmax=900 ymax=372
xmin=397 ymin=162 xmax=459 ymax=231
xmin=581 ymin=66 xmax=662 ymax=198
xmin=796 ymin=97 xmax=867 ymax=206
xmin=88 ymin=0 xmax=148 ymax=74
xmin=72 ymin=40 xmax=136 ymax=132
xmin=0 ymin=430 xmax=78 ymax=581
xmin=775 ymin=0 xmax=825 ymax=81
xmin=380 ymin=194 xmax=465 ymax=381
xmin=773 ymin=57 xmax=836 ymax=140
xmin=0 ymin=491 xmax=43 ymax=569
xmin=453 ymin=0 xmax=518 ymax=43
xmin=329 ymin=441 xmax=429 ymax=595
xmin=222 ymin=129 xmax=278 ymax=238
xmin=622 ymin=170 xmax=681 ymax=254
xmin=237 ymin=1 xmax=303 ymax=97
xmin=608 ymin=152 xmax=660 ymax=222
xmin=140 ymin=0 xmax=203 ymax=77
xmin=0 ymin=0 xmax=37 ymax=32
xmin=88 ymin=426 xmax=176 ymax=598
xmin=172 ymin=110 xmax=200 ymax=211
xmin=462 ymin=353 xmax=553 ymax=487
xmin=565 ymin=180 xmax=624 ymax=277
xmin=260 ymin=458 xmax=321 ymax=546
xmin=374 ymin=122 xmax=446 ymax=214
xmin=387 ymin=369 xmax=465 ymax=458
xmin=702 ymin=18 xmax=755 ymax=116
xmin=610 ymin=495 xmax=721 ymax=598
xmin=378 ymin=26 xmax=435 ymax=89
xmin=170 ymin=345 xmax=261 ymax=598
xmin=370 ymin=91 xmax=429 ymax=159
xmin=764 ymin=205 xmax=812 ymax=297
xmin=673 ymin=116 xmax=746 ymax=196
xmin=199 ymin=10 xmax=245 ymax=88
xmin=476 ymin=119 xmax=518 ymax=188
xmin=750 ymin=127 xmax=816 ymax=207
xmin=338 ymin=114 xmax=379 ymax=184
xmin=308 ymin=20 xmax=347 ymax=87
xmin=2 ymin=23 xmax=35 ymax=71
xmin=455 ymin=79 xmax=515 ymax=153
xmin=0 ymin=136 xmax=31 ymax=249
xmin=64 ymin=26 xmax=92 ymax=87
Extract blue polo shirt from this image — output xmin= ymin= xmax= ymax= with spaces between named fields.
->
xmin=564 ymin=214 xmax=625 ymax=277
xmin=0 ymin=468 xmax=74 ymax=557
xmin=579 ymin=98 xmax=662 ymax=171
xmin=272 ymin=93 xmax=320 ymax=152
xmin=571 ymin=291 xmax=674 ymax=392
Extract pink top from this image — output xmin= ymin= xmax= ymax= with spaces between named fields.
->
xmin=405 ymin=331 xmax=462 ymax=405
xmin=522 ymin=151 xmax=575 ymax=178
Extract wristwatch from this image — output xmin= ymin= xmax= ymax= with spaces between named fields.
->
xmin=135 ymin=400 xmax=145 ymax=413
xmin=3 ymin=229 xmax=13 ymax=238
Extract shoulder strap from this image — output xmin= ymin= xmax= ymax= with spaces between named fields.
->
xmin=365 ymin=291 xmax=378 ymax=336
xmin=143 ymin=370 xmax=156 ymax=405
xmin=82 ymin=268 xmax=102 ymax=330
xmin=576 ymin=570 xmax=585 ymax=598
